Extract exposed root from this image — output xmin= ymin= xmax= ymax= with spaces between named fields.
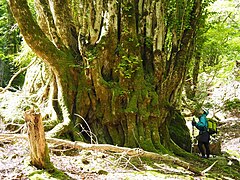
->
xmin=46 ymin=119 xmax=71 ymax=138
xmin=201 ymin=160 xmax=218 ymax=175
xmin=45 ymin=89 xmax=72 ymax=138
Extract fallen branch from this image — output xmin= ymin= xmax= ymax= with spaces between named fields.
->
xmin=201 ymin=160 xmax=218 ymax=175
xmin=0 ymin=133 xmax=201 ymax=175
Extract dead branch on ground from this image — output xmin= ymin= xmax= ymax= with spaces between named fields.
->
xmin=0 ymin=133 xmax=201 ymax=175
xmin=201 ymin=160 xmax=218 ymax=175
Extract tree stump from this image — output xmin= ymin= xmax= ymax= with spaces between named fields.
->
xmin=24 ymin=109 xmax=53 ymax=169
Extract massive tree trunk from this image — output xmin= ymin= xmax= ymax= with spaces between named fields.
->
xmin=9 ymin=0 xmax=205 ymax=152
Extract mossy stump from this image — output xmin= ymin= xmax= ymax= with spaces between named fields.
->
xmin=24 ymin=109 xmax=53 ymax=169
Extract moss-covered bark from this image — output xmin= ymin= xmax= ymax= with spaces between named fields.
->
xmin=10 ymin=0 xmax=206 ymax=153
xmin=168 ymin=111 xmax=191 ymax=152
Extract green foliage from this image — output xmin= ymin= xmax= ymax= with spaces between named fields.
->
xmin=27 ymin=0 xmax=37 ymax=19
xmin=117 ymin=54 xmax=142 ymax=79
xmin=201 ymin=0 xmax=240 ymax=72
xmin=0 ymin=0 xmax=21 ymax=54
xmin=0 ymin=0 xmax=24 ymax=87
xmin=185 ymin=0 xmax=240 ymax=109
xmin=85 ymin=47 xmax=97 ymax=63
xmin=144 ymin=37 xmax=153 ymax=49
xmin=122 ymin=2 xmax=134 ymax=18
xmin=122 ymin=2 xmax=133 ymax=12
xmin=223 ymin=98 xmax=240 ymax=117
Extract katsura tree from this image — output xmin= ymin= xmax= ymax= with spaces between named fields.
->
xmin=8 ymin=0 xmax=212 ymax=153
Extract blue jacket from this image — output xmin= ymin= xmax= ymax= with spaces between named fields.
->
xmin=196 ymin=113 xmax=208 ymax=133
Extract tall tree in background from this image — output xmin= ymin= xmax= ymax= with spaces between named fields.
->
xmin=8 ymin=0 xmax=211 ymax=152
xmin=0 ymin=0 xmax=21 ymax=87
xmin=185 ymin=0 xmax=240 ymax=104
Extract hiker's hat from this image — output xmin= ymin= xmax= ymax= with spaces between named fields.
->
xmin=202 ymin=107 xmax=209 ymax=115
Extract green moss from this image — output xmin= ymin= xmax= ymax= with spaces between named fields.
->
xmin=168 ymin=111 xmax=191 ymax=152
xmin=219 ymin=165 xmax=240 ymax=179
xmin=112 ymin=85 xmax=128 ymax=98
xmin=149 ymin=92 xmax=159 ymax=106
xmin=139 ymin=139 xmax=158 ymax=152
xmin=125 ymin=94 xmax=138 ymax=113
xmin=28 ymin=168 xmax=71 ymax=180
xmin=141 ymin=89 xmax=149 ymax=98
xmin=138 ymin=108 xmax=150 ymax=118
xmin=96 ymin=103 xmax=104 ymax=119
xmin=108 ymin=126 xmax=124 ymax=146
xmin=140 ymin=92 xmax=159 ymax=117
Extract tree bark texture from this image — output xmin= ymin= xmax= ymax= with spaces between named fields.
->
xmin=9 ymin=0 xmax=205 ymax=153
xmin=24 ymin=109 xmax=53 ymax=169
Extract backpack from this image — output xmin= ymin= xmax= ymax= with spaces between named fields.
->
xmin=207 ymin=118 xmax=217 ymax=135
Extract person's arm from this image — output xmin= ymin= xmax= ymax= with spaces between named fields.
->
xmin=196 ymin=115 xmax=207 ymax=131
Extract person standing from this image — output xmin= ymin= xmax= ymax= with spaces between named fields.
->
xmin=192 ymin=108 xmax=210 ymax=158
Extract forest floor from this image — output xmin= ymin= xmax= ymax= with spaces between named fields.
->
xmin=0 ymin=117 xmax=239 ymax=180
xmin=0 ymin=79 xmax=239 ymax=179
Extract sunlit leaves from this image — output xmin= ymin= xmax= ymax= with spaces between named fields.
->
xmin=201 ymin=0 xmax=240 ymax=72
